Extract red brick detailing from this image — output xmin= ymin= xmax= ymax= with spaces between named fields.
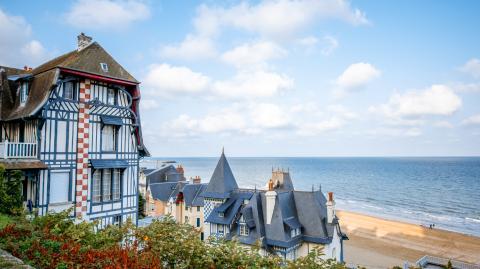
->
xmin=75 ymin=79 xmax=91 ymax=220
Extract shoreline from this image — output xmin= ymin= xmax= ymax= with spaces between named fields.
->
xmin=337 ymin=210 xmax=480 ymax=268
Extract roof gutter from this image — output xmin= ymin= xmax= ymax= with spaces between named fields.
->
xmin=59 ymin=68 xmax=139 ymax=86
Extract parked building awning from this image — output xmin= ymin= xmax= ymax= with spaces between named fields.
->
xmin=100 ymin=116 xmax=123 ymax=126
xmin=90 ymin=159 xmax=128 ymax=169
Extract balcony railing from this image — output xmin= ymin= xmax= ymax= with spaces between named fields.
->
xmin=0 ymin=141 xmax=38 ymax=159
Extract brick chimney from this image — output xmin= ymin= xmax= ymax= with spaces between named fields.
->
xmin=326 ymin=192 xmax=335 ymax=224
xmin=265 ymin=179 xmax=277 ymax=224
xmin=176 ymin=165 xmax=184 ymax=175
xmin=192 ymin=176 xmax=201 ymax=184
xmin=77 ymin=33 xmax=92 ymax=51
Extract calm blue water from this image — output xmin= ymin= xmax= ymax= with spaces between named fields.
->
xmin=144 ymin=157 xmax=480 ymax=236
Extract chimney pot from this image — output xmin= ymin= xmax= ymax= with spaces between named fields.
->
xmin=328 ymin=192 xmax=333 ymax=202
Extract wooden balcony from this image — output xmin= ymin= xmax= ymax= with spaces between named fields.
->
xmin=0 ymin=141 xmax=38 ymax=159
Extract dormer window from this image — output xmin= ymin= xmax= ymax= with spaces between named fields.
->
xmin=239 ymin=216 xmax=249 ymax=236
xmin=290 ymin=227 xmax=301 ymax=238
xmin=100 ymin=63 xmax=109 ymax=72
xmin=63 ymin=81 xmax=76 ymax=100
xmin=19 ymin=82 xmax=29 ymax=105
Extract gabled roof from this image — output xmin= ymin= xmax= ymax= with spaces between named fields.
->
xmin=0 ymin=67 xmax=57 ymax=120
xmin=149 ymin=182 xmax=178 ymax=202
xmin=147 ymin=165 xmax=184 ymax=184
xmin=206 ymin=192 xmax=252 ymax=225
xmin=32 ymin=42 xmax=138 ymax=83
xmin=203 ymin=151 xmax=238 ymax=199
xmin=182 ymin=183 xmax=207 ymax=207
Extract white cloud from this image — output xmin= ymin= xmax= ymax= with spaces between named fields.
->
xmin=0 ymin=9 xmax=47 ymax=67
xmin=460 ymin=58 xmax=480 ymax=78
xmin=296 ymin=117 xmax=344 ymax=136
xmin=365 ymin=127 xmax=422 ymax=137
xmin=143 ymin=64 xmax=210 ymax=96
xmin=370 ymin=85 xmax=462 ymax=118
xmin=250 ymin=103 xmax=291 ymax=128
xmin=221 ymin=41 xmax=286 ymax=69
xmin=320 ymin=36 xmax=339 ymax=56
xmin=451 ymin=82 xmax=480 ymax=93
xmin=212 ymin=70 xmax=293 ymax=98
xmin=297 ymin=36 xmax=318 ymax=47
xmin=294 ymin=104 xmax=357 ymax=136
xmin=65 ymin=0 xmax=150 ymax=30
xmin=336 ymin=62 xmax=381 ymax=89
xmin=297 ymin=35 xmax=338 ymax=55
xmin=161 ymin=101 xmax=357 ymax=137
xmin=461 ymin=114 xmax=480 ymax=126
xmin=194 ymin=0 xmax=368 ymax=39
xmin=140 ymin=99 xmax=159 ymax=110
xmin=433 ymin=121 xmax=454 ymax=128
xmin=160 ymin=34 xmax=216 ymax=60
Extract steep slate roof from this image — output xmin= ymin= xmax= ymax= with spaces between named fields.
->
xmin=203 ymin=151 xmax=239 ymax=199
xmin=0 ymin=67 xmax=58 ymax=121
xmin=147 ymin=165 xmax=184 ymax=185
xmin=150 ymin=182 xmax=178 ymax=202
xmin=182 ymin=183 xmax=207 ymax=207
xmin=206 ymin=191 xmax=253 ymax=225
xmin=149 ymin=181 xmax=207 ymax=207
xmin=32 ymin=42 xmax=138 ymax=83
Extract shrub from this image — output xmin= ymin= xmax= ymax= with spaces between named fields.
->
xmin=0 ymin=211 xmax=348 ymax=269
xmin=0 ymin=166 xmax=23 ymax=215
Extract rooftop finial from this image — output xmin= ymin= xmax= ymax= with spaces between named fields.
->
xmin=222 ymin=146 xmax=224 ymax=155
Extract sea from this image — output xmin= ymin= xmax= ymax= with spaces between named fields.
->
xmin=143 ymin=157 xmax=480 ymax=237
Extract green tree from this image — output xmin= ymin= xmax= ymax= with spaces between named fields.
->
xmin=0 ymin=166 xmax=23 ymax=215
xmin=138 ymin=192 xmax=146 ymax=219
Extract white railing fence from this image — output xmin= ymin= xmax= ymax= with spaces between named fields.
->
xmin=0 ymin=141 xmax=37 ymax=159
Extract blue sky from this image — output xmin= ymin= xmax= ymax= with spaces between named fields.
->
xmin=1 ymin=0 xmax=480 ymax=157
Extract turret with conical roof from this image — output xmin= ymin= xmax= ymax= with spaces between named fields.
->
xmin=203 ymin=149 xmax=238 ymax=199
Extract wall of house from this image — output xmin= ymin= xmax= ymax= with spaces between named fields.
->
xmin=203 ymin=198 xmax=224 ymax=238
xmin=36 ymin=78 xmax=139 ymax=227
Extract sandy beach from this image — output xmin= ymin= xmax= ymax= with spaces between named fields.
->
xmin=337 ymin=210 xmax=480 ymax=268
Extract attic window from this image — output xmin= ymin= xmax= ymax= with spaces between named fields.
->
xmin=19 ymin=82 xmax=29 ymax=105
xmin=100 ymin=63 xmax=109 ymax=72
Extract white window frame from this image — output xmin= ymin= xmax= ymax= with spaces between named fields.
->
xmin=101 ymin=125 xmax=116 ymax=152
xmin=92 ymin=169 xmax=122 ymax=203
xmin=63 ymin=81 xmax=75 ymax=100
xmin=107 ymin=88 xmax=115 ymax=105
xmin=19 ymin=82 xmax=29 ymax=105
xmin=49 ymin=171 xmax=70 ymax=204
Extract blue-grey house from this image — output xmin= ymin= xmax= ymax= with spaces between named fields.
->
xmin=203 ymin=151 xmax=348 ymax=261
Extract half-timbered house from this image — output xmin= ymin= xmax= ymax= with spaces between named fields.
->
xmin=0 ymin=33 xmax=148 ymax=226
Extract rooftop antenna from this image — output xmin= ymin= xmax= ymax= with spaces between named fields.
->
xmin=254 ymin=184 xmax=257 ymax=192
xmin=222 ymin=146 xmax=224 ymax=155
xmin=311 ymin=184 xmax=314 ymax=193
